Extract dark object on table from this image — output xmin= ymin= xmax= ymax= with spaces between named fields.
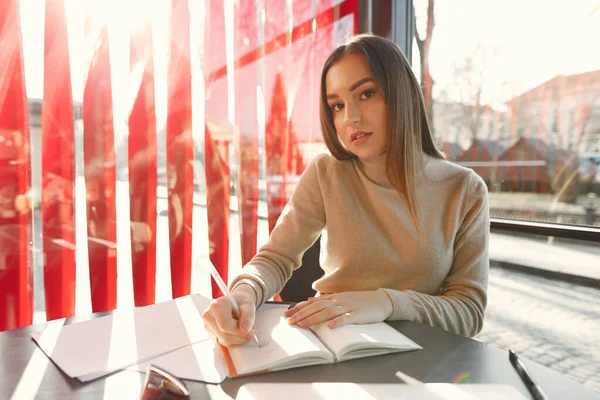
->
xmin=140 ymin=365 xmax=190 ymax=400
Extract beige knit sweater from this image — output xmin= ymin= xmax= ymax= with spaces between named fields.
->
xmin=230 ymin=152 xmax=490 ymax=337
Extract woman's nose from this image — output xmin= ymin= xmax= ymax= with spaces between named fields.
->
xmin=343 ymin=103 xmax=361 ymax=125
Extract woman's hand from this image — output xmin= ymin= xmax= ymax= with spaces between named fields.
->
xmin=284 ymin=290 xmax=393 ymax=329
xmin=201 ymin=285 xmax=257 ymax=347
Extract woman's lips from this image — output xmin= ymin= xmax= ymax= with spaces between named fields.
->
xmin=351 ymin=131 xmax=372 ymax=142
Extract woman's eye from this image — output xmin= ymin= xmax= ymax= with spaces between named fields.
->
xmin=331 ymin=103 xmax=343 ymax=112
xmin=361 ymin=90 xmax=375 ymax=99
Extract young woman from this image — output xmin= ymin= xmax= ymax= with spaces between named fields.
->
xmin=202 ymin=33 xmax=489 ymax=346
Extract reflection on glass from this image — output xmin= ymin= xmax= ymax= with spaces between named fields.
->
xmin=413 ymin=0 xmax=600 ymax=227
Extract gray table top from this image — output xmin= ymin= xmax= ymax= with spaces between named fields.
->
xmin=1 ymin=312 xmax=598 ymax=400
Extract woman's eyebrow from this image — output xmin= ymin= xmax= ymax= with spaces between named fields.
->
xmin=326 ymin=77 xmax=375 ymax=100
xmin=349 ymin=77 xmax=374 ymax=91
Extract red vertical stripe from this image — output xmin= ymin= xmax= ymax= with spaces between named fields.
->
xmin=0 ymin=0 xmax=33 ymax=331
xmin=167 ymin=0 xmax=194 ymax=298
xmin=287 ymin=125 xmax=306 ymax=176
xmin=263 ymin=1 xmax=291 ymax=302
xmin=286 ymin=0 xmax=314 ymax=174
xmin=83 ymin=22 xmax=117 ymax=313
xmin=234 ymin=0 xmax=259 ymax=266
xmin=265 ymin=73 xmax=289 ymax=233
xmin=41 ymin=0 xmax=76 ymax=320
xmin=311 ymin=0 xmax=339 ymax=147
xmin=263 ymin=0 xmax=290 ymax=233
xmin=204 ymin=125 xmax=230 ymax=298
xmin=129 ymin=11 xmax=157 ymax=306
xmin=204 ymin=0 xmax=231 ymax=298
xmin=340 ymin=0 xmax=359 ymax=34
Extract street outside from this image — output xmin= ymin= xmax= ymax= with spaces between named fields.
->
xmin=28 ymin=179 xmax=600 ymax=393
xmin=476 ymin=267 xmax=600 ymax=392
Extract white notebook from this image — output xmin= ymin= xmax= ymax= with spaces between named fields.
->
xmin=235 ymin=383 xmax=529 ymax=400
xmin=184 ymin=307 xmax=420 ymax=380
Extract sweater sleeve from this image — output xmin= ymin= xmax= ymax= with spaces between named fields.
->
xmin=381 ymin=171 xmax=490 ymax=337
xmin=229 ymin=155 xmax=328 ymax=307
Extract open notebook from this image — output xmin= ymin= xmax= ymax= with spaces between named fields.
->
xmin=132 ymin=307 xmax=421 ymax=382
xmin=218 ymin=307 xmax=421 ymax=378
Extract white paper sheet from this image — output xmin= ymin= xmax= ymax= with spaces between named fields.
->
xmin=131 ymin=339 xmax=228 ymax=384
xmin=127 ymin=303 xmax=293 ymax=382
xmin=31 ymin=294 xmax=212 ymax=380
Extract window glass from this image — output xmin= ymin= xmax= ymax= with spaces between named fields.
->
xmin=413 ymin=0 xmax=600 ymax=227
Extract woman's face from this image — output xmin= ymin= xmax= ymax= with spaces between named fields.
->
xmin=325 ymin=53 xmax=389 ymax=160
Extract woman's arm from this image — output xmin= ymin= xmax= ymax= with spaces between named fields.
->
xmin=382 ymin=171 xmax=490 ymax=337
xmin=229 ymin=155 xmax=329 ymax=307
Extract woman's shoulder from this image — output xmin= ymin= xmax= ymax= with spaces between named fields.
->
xmin=305 ymin=152 xmax=354 ymax=177
xmin=423 ymin=155 xmax=487 ymax=195
xmin=424 ymin=154 xmax=472 ymax=181
xmin=308 ymin=152 xmax=335 ymax=166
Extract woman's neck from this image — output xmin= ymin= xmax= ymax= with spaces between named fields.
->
xmin=356 ymin=153 xmax=392 ymax=188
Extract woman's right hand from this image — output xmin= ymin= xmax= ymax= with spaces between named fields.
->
xmin=201 ymin=284 xmax=257 ymax=347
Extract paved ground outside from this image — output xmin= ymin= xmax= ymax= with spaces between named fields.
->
xmin=28 ymin=179 xmax=600 ymax=392
xmin=490 ymin=232 xmax=600 ymax=284
xmin=476 ymin=267 xmax=600 ymax=392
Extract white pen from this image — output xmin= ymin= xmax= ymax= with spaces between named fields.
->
xmin=206 ymin=260 xmax=261 ymax=347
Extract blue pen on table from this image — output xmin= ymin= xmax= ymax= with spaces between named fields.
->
xmin=207 ymin=261 xmax=261 ymax=347
xmin=508 ymin=349 xmax=549 ymax=400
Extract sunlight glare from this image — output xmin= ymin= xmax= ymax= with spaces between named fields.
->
xmin=10 ymin=319 xmax=65 ymax=400
xmin=426 ymin=383 xmax=482 ymax=400
xmin=85 ymin=0 xmax=152 ymax=33
xmin=395 ymin=370 xmax=423 ymax=385
xmin=103 ymin=373 xmax=142 ymax=400
xmin=312 ymin=382 xmax=378 ymax=400
xmin=175 ymin=295 xmax=207 ymax=344
xmin=106 ymin=308 xmax=138 ymax=372
xmin=175 ymin=296 xmax=211 ymax=378
xmin=102 ymin=307 xmax=140 ymax=399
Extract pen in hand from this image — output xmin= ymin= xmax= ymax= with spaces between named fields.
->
xmin=508 ymin=349 xmax=549 ymax=400
xmin=207 ymin=261 xmax=261 ymax=347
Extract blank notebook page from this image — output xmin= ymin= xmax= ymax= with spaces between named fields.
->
xmin=229 ymin=308 xmax=332 ymax=374
xmin=310 ymin=321 xmax=421 ymax=358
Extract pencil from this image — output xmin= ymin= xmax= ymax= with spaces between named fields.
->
xmin=207 ymin=261 xmax=261 ymax=347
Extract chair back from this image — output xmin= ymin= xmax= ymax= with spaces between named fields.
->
xmin=279 ymin=237 xmax=323 ymax=302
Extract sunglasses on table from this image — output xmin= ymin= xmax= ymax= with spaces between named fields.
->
xmin=139 ymin=364 xmax=191 ymax=400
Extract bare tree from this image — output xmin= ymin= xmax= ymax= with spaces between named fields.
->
xmin=414 ymin=0 xmax=435 ymax=134
xmin=448 ymin=43 xmax=504 ymax=141
xmin=455 ymin=56 xmax=484 ymax=141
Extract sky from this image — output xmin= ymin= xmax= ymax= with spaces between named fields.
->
xmin=17 ymin=0 xmax=600 ymax=124
xmin=413 ymin=0 xmax=600 ymax=106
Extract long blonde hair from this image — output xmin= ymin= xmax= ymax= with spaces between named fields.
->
xmin=319 ymin=33 xmax=443 ymax=233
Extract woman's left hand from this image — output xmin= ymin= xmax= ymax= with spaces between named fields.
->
xmin=284 ymin=290 xmax=393 ymax=329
